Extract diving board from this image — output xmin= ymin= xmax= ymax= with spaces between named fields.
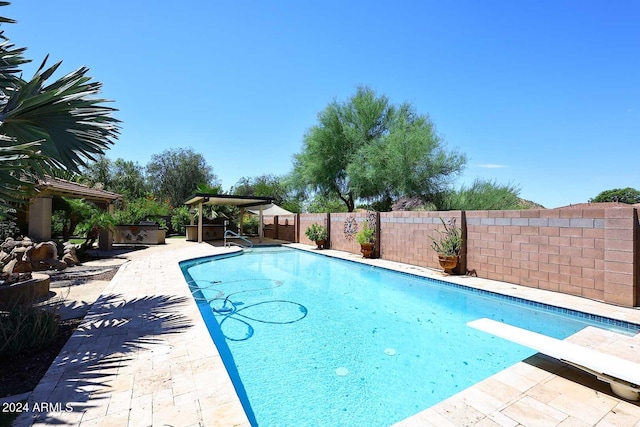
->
xmin=467 ymin=318 xmax=640 ymax=401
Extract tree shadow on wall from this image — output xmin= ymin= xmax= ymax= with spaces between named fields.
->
xmin=17 ymin=293 xmax=193 ymax=426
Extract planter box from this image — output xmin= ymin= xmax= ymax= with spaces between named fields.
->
xmin=114 ymin=225 xmax=166 ymax=245
xmin=0 ymin=273 xmax=50 ymax=307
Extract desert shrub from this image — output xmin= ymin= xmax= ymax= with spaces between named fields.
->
xmin=440 ymin=179 xmax=522 ymax=211
xmin=0 ymin=304 xmax=60 ymax=358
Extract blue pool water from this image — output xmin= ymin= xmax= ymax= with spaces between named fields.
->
xmin=181 ymin=247 xmax=639 ymax=427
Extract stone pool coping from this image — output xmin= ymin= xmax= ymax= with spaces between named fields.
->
xmin=11 ymin=239 xmax=640 ymax=426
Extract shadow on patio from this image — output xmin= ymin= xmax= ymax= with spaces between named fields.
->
xmin=22 ymin=292 xmax=192 ymax=425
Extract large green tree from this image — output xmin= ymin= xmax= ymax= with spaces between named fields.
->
xmin=0 ymin=4 xmax=119 ymax=212
xmin=291 ymin=86 xmax=465 ymax=212
xmin=81 ymin=155 xmax=113 ymax=189
xmin=306 ymin=193 xmax=349 ymax=213
xmin=146 ymin=147 xmax=218 ymax=208
xmin=231 ymin=174 xmax=302 ymax=213
xmin=591 ymin=187 xmax=640 ymax=204
xmin=111 ymin=159 xmax=148 ymax=200
xmin=82 ymin=156 xmax=148 ymax=200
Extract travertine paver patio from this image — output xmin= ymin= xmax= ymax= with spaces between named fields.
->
xmin=13 ymin=239 xmax=250 ymax=427
xmin=11 ymin=239 xmax=640 ymax=426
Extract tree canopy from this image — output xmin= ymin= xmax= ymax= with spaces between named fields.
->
xmin=231 ymin=174 xmax=302 ymax=213
xmin=111 ymin=159 xmax=148 ymax=200
xmin=146 ymin=147 xmax=218 ymax=208
xmin=591 ymin=187 xmax=640 ymax=204
xmin=291 ymin=86 xmax=466 ymax=212
xmin=81 ymin=155 xmax=148 ymax=200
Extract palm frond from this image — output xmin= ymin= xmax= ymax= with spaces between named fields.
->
xmin=0 ymin=2 xmax=16 ymax=25
xmin=0 ymin=32 xmax=29 ymax=94
xmin=0 ymin=138 xmax=43 ymax=207
xmin=0 ymin=57 xmax=121 ymax=174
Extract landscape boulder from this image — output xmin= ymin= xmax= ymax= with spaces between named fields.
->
xmin=0 ymin=237 xmax=76 ymax=274
xmin=62 ymin=242 xmax=80 ymax=267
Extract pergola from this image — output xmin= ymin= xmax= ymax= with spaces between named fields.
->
xmin=26 ymin=176 xmax=122 ymax=249
xmin=184 ymin=193 xmax=274 ymax=243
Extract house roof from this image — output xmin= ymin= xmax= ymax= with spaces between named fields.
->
xmin=36 ymin=176 xmax=122 ymax=203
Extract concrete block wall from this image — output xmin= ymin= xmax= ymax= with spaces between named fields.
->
xmin=466 ymin=207 xmax=638 ymax=307
xmin=603 ymin=207 xmax=639 ymax=306
xmin=465 ymin=208 xmax=607 ymax=301
xmin=379 ymin=211 xmax=463 ymax=270
xmin=327 ymin=212 xmax=371 ymax=254
xmin=276 ymin=207 xmax=639 ymax=307
xmin=298 ymin=214 xmax=329 ymax=247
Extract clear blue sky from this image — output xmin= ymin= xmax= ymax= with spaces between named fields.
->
xmin=6 ymin=1 xmax=639 ymax=208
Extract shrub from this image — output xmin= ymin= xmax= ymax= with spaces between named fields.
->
xmin=113 ymin=196 xmax=171 ymax=225
xmin=356 ymin=221 xmax=375 ymax=245
xmin=430 ymin=218 xmax=462 ymax=257
xmin=171 ymin=205 xmax=191 ymax=235
xmin=0 ymin=304 xmax=60 ymax=358
xmin=305 ymin=223 xmax=327 ymax=241
xmin=242 ymin=215 xmax=259 ymax=235
xmin=0 ymin=207 xmax=21 ymax=240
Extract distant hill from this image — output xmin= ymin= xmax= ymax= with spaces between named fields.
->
xmin=518 ymin=198 xmax=545 ymax=209
xmin=391 ymin=197 xmax=431 ymax=211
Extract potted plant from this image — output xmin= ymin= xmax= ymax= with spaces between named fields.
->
xmin=430 ymin=218 xmax=462 ymax=274
xmin=305 ymin=223 xmax=328 ymax=249
xmin=356 ymin=221 xmax=375 ymax=258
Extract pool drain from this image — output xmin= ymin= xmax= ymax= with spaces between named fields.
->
xmin=384 ymin=348 xmax=397 ymax=356
xmin=335 ymin=367 xmax=349 ymax=376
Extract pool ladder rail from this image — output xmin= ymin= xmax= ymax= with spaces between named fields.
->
xmin=223 ymin=230 xmax=254 ymax=249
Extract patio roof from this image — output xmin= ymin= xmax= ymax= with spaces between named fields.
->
xmin=37 ymin=176 xmax=122 ymax=203
xmin=184 ymin=193 xmax=275 ymax=243
xmin=184 ymin=193 xmax=273 ymax=208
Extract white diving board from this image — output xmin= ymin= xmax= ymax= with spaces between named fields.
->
xmin=467 ymin=318 xmax=640 ymax=401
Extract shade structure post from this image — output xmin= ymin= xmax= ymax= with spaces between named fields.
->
xmin=258 ymin=205 xmax=264 ymax=243
xmin=98 ymin=203 xmax=115 ymax=251
xmin=198 ymin=201 xmax=203 ymax=243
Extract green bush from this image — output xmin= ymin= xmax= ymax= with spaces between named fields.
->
xmin=0 ymin=219 xmax=20 ymax=241
xmin=356 ymin=221 xmax=375 ymax=245
xmin=171 ymin=205 xmax=191 ymax=235
xmin=51 ymin=210 xmax=66 ymax=238
xmin=242 ymin=215 xmax=259 ymax=235
xmin=0 ymin=207 xmax=21 ymax=240
xmin=0 ymin=304 xmax=60 ymax=358
xmin=113 ymin=196 xmax=171 ymax=225
xmin=305 ymin=223 xmax=327 ymax=241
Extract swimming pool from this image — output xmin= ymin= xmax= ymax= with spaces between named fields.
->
xmin=181 ymin=247 xmax=640 ymax=426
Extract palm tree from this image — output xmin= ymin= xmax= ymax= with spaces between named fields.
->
xmin=0 ymin=2 xmax=120 ymax=213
